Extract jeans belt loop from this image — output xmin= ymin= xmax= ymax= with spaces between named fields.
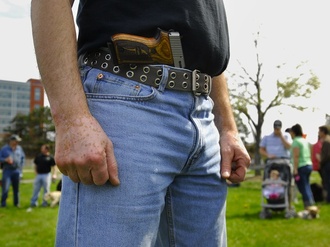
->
xmin=192 ymin=70 xmax=201 ymax=96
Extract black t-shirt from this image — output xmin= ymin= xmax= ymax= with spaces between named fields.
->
xmin=76 ymin=0 xmax=230 ymax=76
xmin=34 ymin=154 xmax=56 ymax=174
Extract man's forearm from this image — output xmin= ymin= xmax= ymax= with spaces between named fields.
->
xmin=259 ymin=147 xmax=268 ymax=158
xmin=31 ymin=0 xmax=89 ymax=124
xmin=210 ymin=73 xmax=237 ymax=134
xmin=210 ymin=73 xmax=251 ymax=181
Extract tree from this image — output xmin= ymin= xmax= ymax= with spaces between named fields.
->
xmin=3 ymin=107 xmax=55 ymax=157
xmin=228 ymin=35 xmax=320 ymax=174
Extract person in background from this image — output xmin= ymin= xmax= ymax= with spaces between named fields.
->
xmin=320 ymin=131 xmax=330 ymax=203
xmin=0 ymin=135 xmax=25 ymax=207
xmin=290 ymin=124 xmax=315 ymax=209
xmin=31 ymin=0 xmax=251 ymax=245
xmin=312 ymin=137 xmax=322 ymax=174
xmin=312 ymin=125 xmax=329 ymax=183
xmin=260 ymin=120 xmax=292 ymax=160
xmin=30 ymin=144 xmax=57 ymax=207
xmin=262 ymin=169 xmax=286 ymax=200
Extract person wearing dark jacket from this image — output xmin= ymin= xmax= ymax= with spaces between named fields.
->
xmin=320 ymin=135 xmax=330 ymax=203
xmin=30 ymin=144 xmax=57 ymax=207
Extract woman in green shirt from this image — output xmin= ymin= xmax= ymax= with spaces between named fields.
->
xmin=290 ymin=124 xmax=315 ymax=208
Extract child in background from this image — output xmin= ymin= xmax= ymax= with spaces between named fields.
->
xmin=263 ymin=170 xmax=287 ymax=199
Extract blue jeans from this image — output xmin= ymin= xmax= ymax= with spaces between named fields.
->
xmin=55 ymin=66 xmax=227 ymax=247
xmin=1 ymin=168 xmax=20 ymax=207
xmin=295 ymin=165 xmax=315 ymax=207
xmin=30 ymin=173 xmax=51 ymax=207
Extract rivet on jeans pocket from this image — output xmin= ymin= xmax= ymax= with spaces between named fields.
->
xmin=97 ymin=73 xmax=104 ymax=79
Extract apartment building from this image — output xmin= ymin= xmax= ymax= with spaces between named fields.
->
xmin=0 ymin=79 xmax=44 ymax=137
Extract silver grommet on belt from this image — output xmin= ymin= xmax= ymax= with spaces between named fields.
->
xmin=183 ymin=73 xmax=189 ymax=80
xmin=195 ymin=82 xmax=200 ymax=89
xmin=140 ymin=75 xmax=147 ymax=82
xmin=204 ymin=75 xmax=209 ymax=82
xmin=130 ymin=64 xmax=137 ymax=70
xmin=195 ymin=73 xmax=200 ymax=81
xmin=101 ymin=62 xmax=108 ymax=69
xmin=105 ymin=54 xmax=111 ymax=60
xmin=143 ymin=66 xmax=150 ymax=74
xmin=113 ymin=66 xmax=120 ymax=73
xmin=204 ymin=83 xmax=208 ymax=91
xmin=170 ymin=72 xmax=176 ymax=79
xmin=126 ymin=71 xmax=134 ymax=78
xmin=154 ymin=78 xmax=161 ymax=86
xmin=91 ymin=60 xmax=97 ymax=66
xmin=168 ymin=81 xmax=175 ymax=88
xmin=157 ymin=69 xmax=163 ymax=77
xmin=83 ymin=58 xmax=88 ymax=64
xmin=95 ymin=52 xmax=101 ymax=57
xmin=182 ymin=81 xmax=188 ymax=89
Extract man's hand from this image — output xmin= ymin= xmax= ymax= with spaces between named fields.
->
xmin=267 ymin=154 xmax=277 ymax=159
xmin=5 ymin=156 xmax=13 ymax=165
xmin=220 ymin=131 xmax=251 ymax=183
xmin=54 ymin=115 xmax=120 ymax=186
xmin=274 ymin=128 xmax=282 ymax=136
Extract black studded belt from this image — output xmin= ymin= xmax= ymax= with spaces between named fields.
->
xmin=78 ymin=48 xmax=212 ymax=95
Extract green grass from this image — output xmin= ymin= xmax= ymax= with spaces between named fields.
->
xmin=227 ymin=171 xmax=329 ymax=247
xmin=0 ymin=169 xmax=59 ymax=247
xmin=0 ymin=170 xmax=328 ymax=247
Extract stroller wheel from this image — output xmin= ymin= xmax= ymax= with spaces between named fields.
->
xmin=260 ymin=209 xmax=272 ymax=219
xmin=285 ymin=209 xmax=296 ymax=219
xmin=259 ymin=211 xmax=266 ymax=219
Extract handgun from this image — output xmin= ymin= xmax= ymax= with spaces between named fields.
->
xmin=110 ymin=29 xmax=185 ymax=68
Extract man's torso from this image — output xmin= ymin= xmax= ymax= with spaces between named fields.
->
xmin=0 ymin=145 xmax=24 ymax=170
xmin=261 ymin=133 xmax=291 ymax=158
xmin=34 ymin=154 xmax=55 ymax=174
xmin=76 ymin=0 xmax=230 ymax=76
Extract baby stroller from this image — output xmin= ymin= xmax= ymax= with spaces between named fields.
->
xmin=259 ymin=158 xmax=296 ymax=219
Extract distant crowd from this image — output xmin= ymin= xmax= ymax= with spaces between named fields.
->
xmin=260 ymin=120 xmax=330 ymax=217
xmin=0 ymin=135 xmax=58 ymax=208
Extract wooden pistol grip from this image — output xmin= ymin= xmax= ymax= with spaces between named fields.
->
xmin=111 ymin=31 xmax=174 ymax=65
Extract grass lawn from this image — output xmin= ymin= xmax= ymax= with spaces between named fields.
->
xmin=0 ymin=169 xmax=59 ymax=247
xmin=227 ymin=171 xmax=329 ymax=247
xmin=0 ymin=169 xmax=328 ymax=247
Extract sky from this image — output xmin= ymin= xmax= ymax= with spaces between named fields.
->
xmin=224 ymin=0 xmax=330 ymax=143
xmin=0 ymin=0 xmax=329 ymax=143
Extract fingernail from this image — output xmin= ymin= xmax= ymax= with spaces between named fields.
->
xmin=222 ymin=171 xmax=230 ymax=178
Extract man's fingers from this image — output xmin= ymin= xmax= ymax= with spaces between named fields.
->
xmin=54 ymin=129 xmax=120 ymax=186
xmin=90 ymin=167 xmax=109 ymax=186
xmin=89 ymin=149 xmax=115 ymax=185
xmin=220 ymin=149 xmax=234 ymax=179
xmin=227 ymin=162 xmax=248 ymax=183
xmin=221 ymin=161 xmax=232 ymax=179
xmin=67 ymin=170 xmax=81 ymax=184
xmin=57 ymin=166 xmax=68 ymax=177
xmin=106 ymin=142 xmax=120 ymax=186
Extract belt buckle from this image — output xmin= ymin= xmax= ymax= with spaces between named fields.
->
xmin=192 ymin=69 xmax=201 ymax=96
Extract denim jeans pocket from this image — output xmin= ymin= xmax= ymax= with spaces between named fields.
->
xmin=80 ymin=66 xmax=157 ymax=101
